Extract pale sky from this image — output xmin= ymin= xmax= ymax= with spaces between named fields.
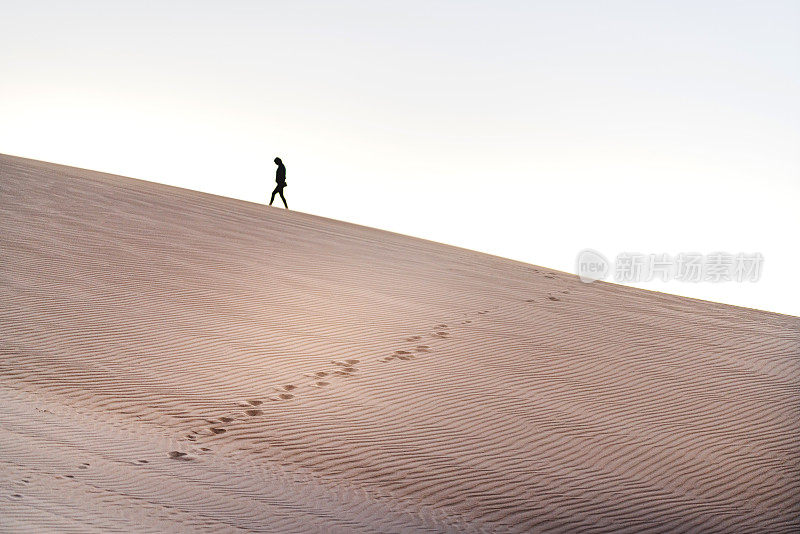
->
xmin=2 ymin=1 xmax=798 ymax=316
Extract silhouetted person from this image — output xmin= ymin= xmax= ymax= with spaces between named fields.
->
xmin=269 ymin=157 xmax=288 ymax=209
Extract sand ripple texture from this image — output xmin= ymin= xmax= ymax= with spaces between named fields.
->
xmin=1 ymin=154 xmax=798 ymax=533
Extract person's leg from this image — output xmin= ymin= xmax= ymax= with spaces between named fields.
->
xmin=278 ymin=189 xmax=288 ymax=209
xmin=269 ymin=186 xmax=278 ymax=205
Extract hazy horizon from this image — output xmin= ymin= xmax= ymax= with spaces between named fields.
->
xmin=2 ymin=0 xmax=798 ymax=316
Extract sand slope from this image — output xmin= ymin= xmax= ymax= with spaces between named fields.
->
xmin=1 ymin=153 xmax=798 ymax=533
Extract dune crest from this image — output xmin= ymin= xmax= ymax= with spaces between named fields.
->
xmin=1 ymin=154 xmax=798 ymax=532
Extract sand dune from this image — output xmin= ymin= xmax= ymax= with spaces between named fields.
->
xmin=1 ymin=153 xmax=798 ymax=532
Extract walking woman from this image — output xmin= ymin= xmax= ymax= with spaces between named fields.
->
xmin=269 ymin=157 xmax=288 ymax=209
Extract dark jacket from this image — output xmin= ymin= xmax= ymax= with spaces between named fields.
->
xmin=276 ymin=164 xmax=286 ymax=186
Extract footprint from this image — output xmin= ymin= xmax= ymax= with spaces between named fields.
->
xmin=245 ymin=409 xmax=263 ymax=416
xmin=138 ymin=460 xmax=149 ymax=464
xmin=168 ymin=451 xmax=193 ymax=461
xmin=278 ymin=393 xmax=294 ymax=400
xmin=395 ymin=350 xmax=411 ymax=355
xmin=247 ymin=400 xmax=263 ymax=406
xmin=525 ymin=299 xmax=536 ymax=303
xmin=11 ymin=494 xmax=22 ymax=499
xmin=315 ymin=381 xmax=329 ymax=387
xmin=544 ymin=274 xmax=556 ymax=279
xmin=220 ymin=417 xmax=234 ymax=423
xmin=200 ymin=447 xmax=211 ymax=452
xmin=397 ymin=355 xmax=414 ymax=361
xmin=78 ymin=463 xmax=89 ymax=469
xmin=561 ymin=290 xmax=569 ymax=294
xmin=436 ymin=324 xmax=449 ymax=329
xmin=380 ymin=356 xmax=395 ymax=362
xmin=406 ymin=336 xmax=421 ymax=341
xmin=64 ymin=475 xmax=74 ymax=479
xmin=281 ymin=385 xmax=297 ymax=391
xmin=315 ymin=371 xmax=329 ymax=377
xmin=415 ymin=345 xmax=430 ymax=352
xmin=345 ymin=359 xmax=360 ymax=365
xmin=210 ymin=427 xmax=226 ymax=434
xmin=548 ymin=296 xmax=560 ymax=301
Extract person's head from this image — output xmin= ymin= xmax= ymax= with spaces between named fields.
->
xmin=274 ymin=157 xmax=282 ymax=165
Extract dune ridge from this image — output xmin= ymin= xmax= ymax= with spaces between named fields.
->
xmin=1 ymin=153 xmax=798 ymax=532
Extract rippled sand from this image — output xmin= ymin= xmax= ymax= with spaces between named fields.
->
xmin=1 ymin=154 xmax=798 ymax=532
